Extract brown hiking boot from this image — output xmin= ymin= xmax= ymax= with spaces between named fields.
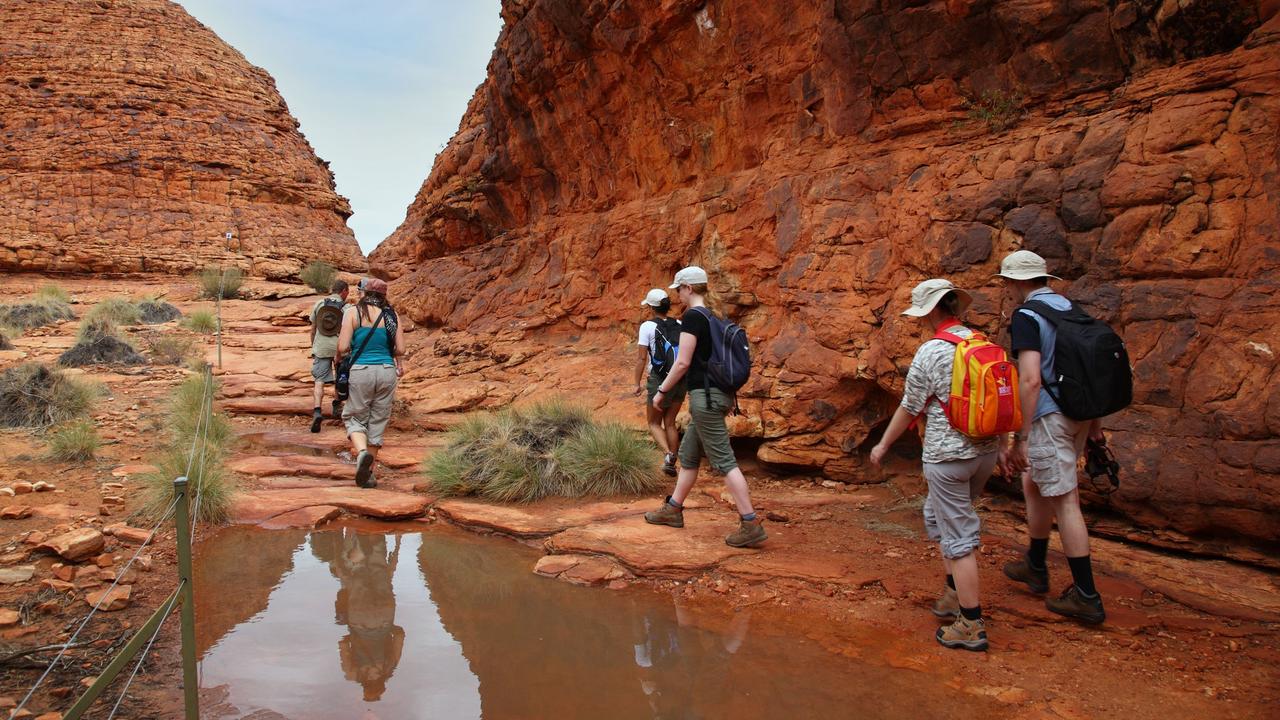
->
xmin=725 ymin=517 xmax=767 ymax=548
xmin=1046 ymin=585 xmax=1106 ymax=625
xmin=931 ymin=586 xmax=960 ymax=619
xmin=644 ymin=498 xmax=684 ymax=528
xmin=935 ymin=616 xmax=988 ymax=652
xmin=1002 ymin=558 xmax=1049 ymax=594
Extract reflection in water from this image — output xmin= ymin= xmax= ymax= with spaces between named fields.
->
xmin=198 ymin=525 xmax=1011 ymax=720
xmin=311 ymin=530 xmax=404 ymax=701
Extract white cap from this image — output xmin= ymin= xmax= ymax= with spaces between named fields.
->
xmin=996 ymin=250 xmax=1062 ymax=281
xmin=641 ymin=288 xmax=669 ymax=307
xmin=902 ymin=278 xmax=973 ymax=317
xmin=669 ymin=266 xmax=709 ymax=289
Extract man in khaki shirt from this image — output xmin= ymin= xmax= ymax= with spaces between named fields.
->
xmin=309 ymin=279 xmax=350 ymax=432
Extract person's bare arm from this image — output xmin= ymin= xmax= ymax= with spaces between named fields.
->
xmin=869 ymin=406 xmax=916 ymax=467
xmin=652 ymin=332 xmax=696 ymax=410
xmin=336 ymin=310 xmax=355 ymax=360
xmin=1006 ymin=350 xmax=1042 ymax=473
xmin=634 ymin=346 xmax=648 ymax=395
xmin=394 ymin=318 xmax=406 ymax=377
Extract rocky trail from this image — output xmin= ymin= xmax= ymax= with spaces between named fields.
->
xmin=0 ymin=274 xmax=1276 ymax=719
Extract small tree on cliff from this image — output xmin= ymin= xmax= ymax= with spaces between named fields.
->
xmin=300 ymin=261 xmax=337 ymax=293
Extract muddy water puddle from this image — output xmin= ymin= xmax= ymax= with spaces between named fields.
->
xmin=196 ymin=524 xmax=1007 ymax=720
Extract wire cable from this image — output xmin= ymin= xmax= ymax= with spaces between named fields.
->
xmin=104 ymin=579 xmax=185 ymax=720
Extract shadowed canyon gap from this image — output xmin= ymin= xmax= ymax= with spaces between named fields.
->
xmin=370 ymin=1 xmax=1280 ymax=546
xmin=0 ymin=0 xmax=365 ymax=278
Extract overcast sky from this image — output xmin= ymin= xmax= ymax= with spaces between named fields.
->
xmin=176 ymin=1 xmax=503 ymax=255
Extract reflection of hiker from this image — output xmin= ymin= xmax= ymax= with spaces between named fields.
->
xmin=644 ymin=266 xmax=766 ymax=548
xmin=997 ymin=250 xmax=1129 ymax=625
xmin=309 ymin=279 xmax=351 ymax=433
xmin=870 ymin=279 xmax=1003 ymax=652
xmin=630 ymin=597 xmax=751 ymax=715
xmin=336 ymin=278 xmax=405 ymax=488
xmin=313 ymin=529 xmax=404 ymax=702
xmin=634 ymin=288 xmax=686 ymax=476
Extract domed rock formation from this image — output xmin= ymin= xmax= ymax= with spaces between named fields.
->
xmin=373 ymin=1 xmax=1280 ymax=545
xmin=0 ymin=0 xmax=365 ymax=279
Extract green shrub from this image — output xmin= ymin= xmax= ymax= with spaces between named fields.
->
xmin=199 ymin=267 xmax=244 ymax=299
xmin=554 ymin=422 xmax=659 ymax=496
xmin=0 ymin=298 xmax=74 ymax=330
xmin=0 ymin=363 xmax=95 ymax=428
xmin=35 ymin=285 xmax=70 ymax=303
xmin=140 ymin=372 xmax=234 ymax=523
xmin=46 ymin=420 xmax=99 ymax=461
xmin=83 ymin=298 xmax=142 ymax=327
xmin=146 ymin=334 xmax=198 ymax=366
xmin=300 ymin=261 xmax=337 ymax=293
xmin=182 ymin=309 xmax=218 ymax=334
xmin=425 ymin=400 xmax=658 ymax=502
xmin=962 ymin=89 xmax=1025 ymax=132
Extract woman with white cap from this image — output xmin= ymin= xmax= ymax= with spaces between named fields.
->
xmin=870 ymin=278 xmax=999 ymax=652
xmin=643 ymin=266 xmax=767 ymax=548
xmin=634 ymin=288 xmax=686 ymax=476
xmin=336 ymin=277 xmax=405 ymax=489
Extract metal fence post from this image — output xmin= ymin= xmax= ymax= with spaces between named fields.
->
xmin=215 ymin=266 xmax=223 ymax=370
xmin=173 ymin=477 xmax=199 ymax=719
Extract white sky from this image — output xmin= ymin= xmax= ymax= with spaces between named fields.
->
xmin=175 ymin=1 xmax=504 ymax=255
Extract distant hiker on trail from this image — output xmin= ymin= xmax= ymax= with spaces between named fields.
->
xmin=870 ymin=279 xmax=1007 ymax=652
xmin=996 ymin=249 xmax=1131 ymax=625
xmin=634 ymin=288 xmax=687 ymax=476
xmin=336 ymin=278 xmax=405 ymax=489
xmin=644 ymin=266 xmax=766 ymax=548
xmin=310 ymin=279 xmax=350 ymax=433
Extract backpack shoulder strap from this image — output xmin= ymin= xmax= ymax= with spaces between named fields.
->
xmin=1019 ymin=298 xmax=1091 ymax=326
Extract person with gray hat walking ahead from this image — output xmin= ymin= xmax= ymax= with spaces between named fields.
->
xmin=996 ymin=250 xmax=1108 ymax=625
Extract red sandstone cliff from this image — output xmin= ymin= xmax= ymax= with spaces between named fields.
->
xmin=373 ymin=1 xmax=1280 ymax=546
xmin=0 ymin=0 xmax=365 ymax=279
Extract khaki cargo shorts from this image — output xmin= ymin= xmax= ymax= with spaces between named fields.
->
xmin=311 ymin=356 xmax=335 ymax=384
xmin=1027 ymin=412 xmax=1088 ymax=497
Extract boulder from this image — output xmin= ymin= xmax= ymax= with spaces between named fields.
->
xmin=38 ymin=528 xmax=105 ymax=562
xmin=84 ymin=585 xmax=131 ymax=612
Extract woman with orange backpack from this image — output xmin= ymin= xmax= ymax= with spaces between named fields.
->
xmin=870 ymin=278 xmax=1015 ymax=652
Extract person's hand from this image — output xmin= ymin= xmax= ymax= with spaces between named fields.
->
xmin=395 ymin=364 xmax=404 ymax=378
xmin=869 ymin=443 xmax=888 ymax=468
xmin=633 ymin=384 xmax=643 ymax=397
xmin=1006 ymin=438 xmax=1029 ymax=474
xmin=651 ymin=391 xmax=665 ymax=411
xmin=1088 ymin=419 xmax=1105 ymax=442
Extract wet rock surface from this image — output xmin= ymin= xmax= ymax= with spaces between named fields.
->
xmin=369 ymin=1 xmax=1280 ymax=547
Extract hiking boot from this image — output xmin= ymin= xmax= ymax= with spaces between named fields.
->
xmin=1046 ymin=585 xmax=1106 ymax=625
xmin=931 ymin=586 xmax=960 ymax=620
xmin=331 ymin=399 xmax=343 ymax=419
xmin=355 ymin=450 xmax=375 ymax=488
xmin=644 ymin=498 xmax=684 ymax=528
xmin=725 ymin=517 xmax=767 ymax=548
xmin=1003 ymin=557 xmax=1049 ymax=594
xmin=935 ymin=616 xmax=988 ymax=652
xmin=661 ymin=453 xmax=677 ymax=477
xmin=310 ymin=408 xmax=323 ymax=434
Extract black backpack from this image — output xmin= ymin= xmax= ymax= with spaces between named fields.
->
xmin=649 ymin=318 xmax=681 ymax=378
xmin=693 ymin=307 xmax=752 ymax=394
xmin=1020 ymin=299 xmax=1132 ymax=420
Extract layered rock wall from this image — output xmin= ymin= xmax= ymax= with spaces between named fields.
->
xmin=373 ymin=1 xmax=1280 ymax=545
xmin=0 ymin=0 xmax=365 ymax=279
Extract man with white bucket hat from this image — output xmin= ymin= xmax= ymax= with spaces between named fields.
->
xmin=997 ymin=250 xmax=1107 ymax=625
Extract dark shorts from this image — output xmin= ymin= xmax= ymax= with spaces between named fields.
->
xmin=646 ymin=374 xmax=687 ymax=409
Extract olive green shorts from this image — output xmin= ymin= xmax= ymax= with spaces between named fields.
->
xmin=646 ymin=374 xmax=687 ymax=409
xmin=677 ymin=387 xmax=738 ymax=475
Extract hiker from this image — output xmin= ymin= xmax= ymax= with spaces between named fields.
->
xmin=870 ymin=279 xmax=1002 ymax=652
xmin=634 ymin=288 xmax=686 ymax=476
xmin=643 ymin=266 xmax=766 ymax=548
xmin=336 ymin=278 xmax=405 ymax=489
xmin=309 ymin=279 xmax=350 ymax=433
xmin=997 ymin=249 xmax=1117 ymax=625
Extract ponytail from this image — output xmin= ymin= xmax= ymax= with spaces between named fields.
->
xmin=655 ymin=297 xmax=671 ymax=315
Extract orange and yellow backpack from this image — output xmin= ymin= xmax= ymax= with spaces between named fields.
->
xmin=930 ymin=322 xmax=1022 ymax=438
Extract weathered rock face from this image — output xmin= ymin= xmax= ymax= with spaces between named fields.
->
xmin=373 ymin=2 xmax=1280 ymax=545
xmin=0 ymin=0 xmax=366 ymax=279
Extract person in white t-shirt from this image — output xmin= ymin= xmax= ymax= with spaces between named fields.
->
xmin=634 ymin=289 xmax=687 ymax=476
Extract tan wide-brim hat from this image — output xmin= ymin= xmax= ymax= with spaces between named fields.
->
xmin=902 ymin=278 xmax=973 ymax=317
xmin=995 ymin=250 xmax=1062 ymax=281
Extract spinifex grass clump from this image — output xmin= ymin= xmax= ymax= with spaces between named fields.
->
xmin=135 ymin=298 xmax=182 ymax=324
xmin=199 ymin=267 xmax=244 ymax=299
xmin=46 ymin=419 xmax=100 ymax=461
xmin=82 ymin=298 xmax=142 ymax=327
xmin=426 ymin=400 xmax=660 ymax=502
xmin=0 ymin=295 xmax=74 ymax=330
xmin=300 ymin=261 xmax=337 ymax=293
xmin=59 ymin=316 xmax=145 ymax=367
xmin=0 ymin=363 xmax=95 ymax=428
xmin=145 ymin=334 xmax=198 ymax=366
xmin=35 ymin=285 xmax=70 ymax=303
xmin=181 ymin=309 xmax=217 ymax=334
xmin=141 ymin=372 xmax=235 ymax=523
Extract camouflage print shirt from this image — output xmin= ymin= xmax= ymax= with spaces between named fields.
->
xmin=900 ymin=326 xmax=1000 ymax=464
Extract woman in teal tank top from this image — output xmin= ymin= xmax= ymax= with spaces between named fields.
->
xmin=336 ymin=278 xmax=406 ymax=488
